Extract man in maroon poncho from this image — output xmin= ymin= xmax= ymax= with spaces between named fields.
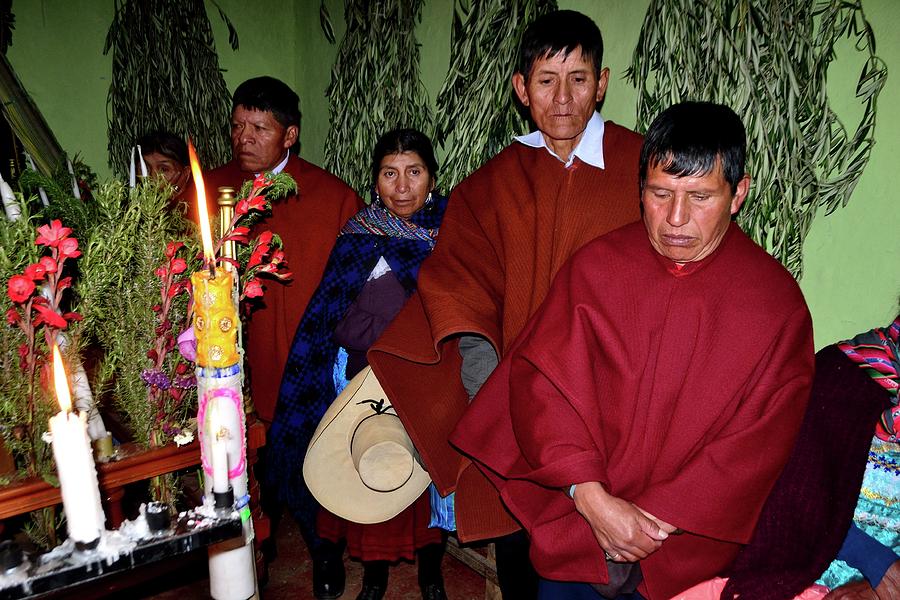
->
xmin=450 ymin=102 xmax=815 ymax=600
xmin=191 ymin=76 xmax=361 ymax=599
xmin=367 ymin=11 xmax=642 ymax=598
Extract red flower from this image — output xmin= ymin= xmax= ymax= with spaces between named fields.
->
xmin=235 ymin=198 xmax=249 ymax=215
xmin=168 ymin=280 xmax=187 ymax=298
xmin=33 ymin=304 xmax=68 ymax=328
xmin=39 ymin=256 xmax=57 ymax=274
xmin=165 ymin=241 xmax=184 ymax=259
xmin=251 ymin=173 xmax=270 ymax=191
xmin=57 ymin=277 xmax=73 ymax=290
xmin=247 ymin=246 xmax=267 ymax=269
xmin=23 ymin=263 xmax=47 ymax=281
xmin=246 ymin=196 xmax=268 ymax=213
xmin=58 ymin=237 xmax=81 ymax=259
xmin=62 ymin=312 xmax=83 ymax=322
xmin=35 ymin=220 xmax=71 ymax=247
xmin=7 ymin=275 xmax=35 ymax=303
xmin=243 ymin=278 xmax=264 ymax=298
xmin=170 ymin=258 xmax=187 ymax=275
xmin=269 ymin=249 xmax=286 ymax=266
xmin=155 ymin=265 xmax=168 ymax=278
xmin=6 ymin=307 xmax=19 ymax=325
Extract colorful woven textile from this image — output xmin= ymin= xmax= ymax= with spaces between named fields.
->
xmin=839 ymin=315 xmax=900 ymax=441
xmin=817 ymin=316 xmax=900 ymax=589
xmin=341 ymin=204 xmax=439 ymax=246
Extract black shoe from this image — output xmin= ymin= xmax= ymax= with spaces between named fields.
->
xmin=313 ymin=555 xmax=345 ymax=599
xmin=420 ymin=582 xmax=448 ymax=600
xmin=355 ymin=582 xmax=386 ymax=600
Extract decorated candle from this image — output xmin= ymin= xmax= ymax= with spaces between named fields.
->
xmin=191 ymin=268 xmax=239 ymax=368
xmin=49 ymin=345 xmax=105 ymax=546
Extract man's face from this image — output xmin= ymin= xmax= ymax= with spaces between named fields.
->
xmin=512 ymin=46 xmax=608 ymax=157
xmin=641 ymin=160 xmax=749 ymax=264
xmin=230 ymin=105 xmax=298 ymax=173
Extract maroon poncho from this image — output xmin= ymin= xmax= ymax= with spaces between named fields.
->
xmin=450 ymin=221 xmax=815 ymax=599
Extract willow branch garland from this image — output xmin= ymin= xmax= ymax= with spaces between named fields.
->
xmin=627 ymin=0 xmax=886 ymax=278
xmin=433 ymin=0 xmax=557 ymax=189
xmin=104 ymin=0 xmax=238 ymax=175
xmin=323 ymin=0 xmax=432 ymax=196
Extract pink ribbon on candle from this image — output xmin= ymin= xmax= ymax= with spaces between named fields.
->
xmin=197 ymin=387 xmax=246 ymax=479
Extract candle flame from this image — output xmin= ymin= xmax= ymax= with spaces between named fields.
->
xmin=188 ymin=139 xmax=215 ymax=266
xmin=52 ymin=344 xmax=72 ymax=413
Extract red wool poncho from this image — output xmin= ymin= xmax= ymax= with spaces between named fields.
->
xmin=451 ymin=221 xmax=815 ymax=600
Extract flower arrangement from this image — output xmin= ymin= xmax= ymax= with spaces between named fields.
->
xmin=5 ymin=219 xmax=82 ymax=477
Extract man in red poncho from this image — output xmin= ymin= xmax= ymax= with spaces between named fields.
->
xmin=450 ymin=102 xmax=815 ymax=600
xmin=197 ymin=76 xmax=363 ymax=426
xmin=191 ymin=76 xmax=361 ymax=599
xmin=367 ymin=10 xmax=642 ymax=598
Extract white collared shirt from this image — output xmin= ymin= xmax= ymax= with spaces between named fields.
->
xmin=514 ymin=111 xmax=606 ymax=169
xmin=256 ymin=152 xmax=290 ymax=177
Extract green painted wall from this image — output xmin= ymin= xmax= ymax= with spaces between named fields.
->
xmin=7 ymin=0 xmax=900 ymax=347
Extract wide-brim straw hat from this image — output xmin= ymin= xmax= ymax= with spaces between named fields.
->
xmin=303 ymin=366 xmax=431 ymax=524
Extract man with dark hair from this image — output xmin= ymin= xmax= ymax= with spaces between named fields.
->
xmin=366 ymin=10 xmax=642 ymax=598
xmin=197 ymin=76 xmax=361 ymax=598
xmin=450 ymin=101 xmax=815 ymax=599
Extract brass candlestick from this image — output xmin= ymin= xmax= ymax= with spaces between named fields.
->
xmin=216 ymin=186 xmax=256 ymax=417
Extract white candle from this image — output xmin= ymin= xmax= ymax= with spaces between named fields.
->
xmin=129 ymin=146 xmax=137 ymax=189
xmin=24 ymin=153 xmax=49 ymax=206
xmin=49 ymin=345 xmax=105 ymax=545
xmin=0 ymin=173 xmax=20 ymax=221
xmin=211 ymin=422 xmax=229 ymax=495
xmin=66 ymin=158 xmax=81 ymax=200
xmin=137 ymin=144 xmax=148 ymax=177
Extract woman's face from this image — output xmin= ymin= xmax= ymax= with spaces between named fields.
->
xmin=375 ymin=151 xmax=434 ymax=220
xmin=143 ymin=151 xmax=191 ymax=192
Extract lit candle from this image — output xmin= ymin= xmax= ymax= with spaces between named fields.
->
xmin=48 ymin=344 xmax=105 ymax=546
xmin=188 ymin=140 xmax=239 ymax=368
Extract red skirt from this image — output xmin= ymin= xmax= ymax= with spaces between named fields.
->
xmin=317 ymin=490 xmax=442 ymax=562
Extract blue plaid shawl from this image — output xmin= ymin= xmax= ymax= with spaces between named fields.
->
xmin=266 ymin=194 xmax=448 ymax=546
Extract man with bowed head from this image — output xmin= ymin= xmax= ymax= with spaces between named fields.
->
xmin=198 ymin=76 xmax=362 ymax=426
xmin=367 ymin=9 xmax=643 ymax=599
xmin=450 ymin=101 xmax=816 ymax=599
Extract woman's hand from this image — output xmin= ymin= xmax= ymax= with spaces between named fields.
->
xmin=572 ymin=481 xmax=669 ymax=563
xmin=875 ymin=560 xmax=900 ymax=599
xmin=824 ymin=581 xmax=878 ymax=600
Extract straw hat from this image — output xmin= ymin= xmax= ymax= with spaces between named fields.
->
xmin=303 ymin=366 xmax=431 ymax=524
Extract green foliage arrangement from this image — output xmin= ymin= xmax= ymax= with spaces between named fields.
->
xmin=322 ymin=0 xmax=433 ymax=196
xmin=104 ymin=0 xmax=239 ymax=175
xmin=627 ymin=0 xmax=887 ymax=278
xmin=434 ymin=0 xmax=557 ymax=189
xmin=75 ymin=181 xmax=196 ymax=448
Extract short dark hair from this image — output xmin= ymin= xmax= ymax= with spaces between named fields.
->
xmin=640 ymin=101 xmax=747 ymax=194
xmin=517 ymin=10 xmax=603 ymax=79
xmin=371 ymin=128 xmax=439 ymax=184
xmin=137 ymin=131 xmax=188 ymax=166
xmin=232 ymin=76 xmax=301 ymax=129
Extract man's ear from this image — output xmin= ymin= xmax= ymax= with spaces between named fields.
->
xmin=512 ymin=72 xmax=529 ymax=107
xmin=596 ymin=67 xmax=610 ymax=104
xmin=283 ymin=125 xmax=299 ymax=148
xmin=730 ymin=174 xmax=751 ymax=215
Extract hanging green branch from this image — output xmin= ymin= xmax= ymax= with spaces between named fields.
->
xmin=104 ymin=0 xmax=239 ymax=176
xmin=323 ymin=0 xmax=432 ymax=196
xmin=433 ymin=0 xmax=557 ymax=189
xmin=627 ymin=0 xmax=886 ymax=278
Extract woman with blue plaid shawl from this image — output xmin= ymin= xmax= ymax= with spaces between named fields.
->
xmin=267 ymin=129 xmax=448 ymax=600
